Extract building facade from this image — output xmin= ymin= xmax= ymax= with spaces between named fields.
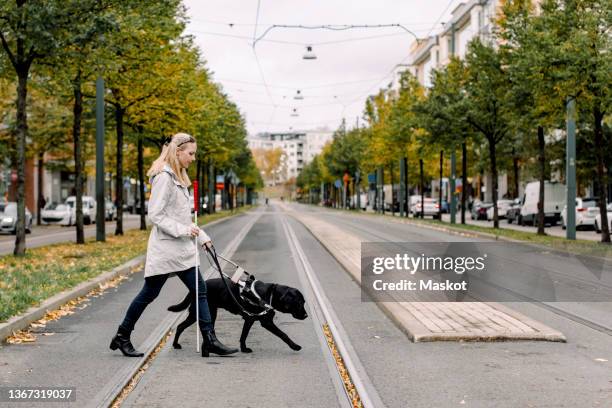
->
xmin=405 ymin=0 xmax=509 ymax=202
xmin=248 ymin=130 xmax=334 ymax=185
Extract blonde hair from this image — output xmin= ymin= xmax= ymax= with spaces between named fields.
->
xmin=147 ymin=133 xmax=196 ymax=187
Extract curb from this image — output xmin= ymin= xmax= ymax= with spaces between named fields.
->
xmin=0 ymin=255 xmax=145 ymax=343
xmin=0 ymin=209 xmax=252 ymax=343
xmin=304 ymin=204 xmax=611 ymax=262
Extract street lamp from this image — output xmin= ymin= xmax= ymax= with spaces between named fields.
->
xmin=303 ymin=45 xmax=317 ymax=60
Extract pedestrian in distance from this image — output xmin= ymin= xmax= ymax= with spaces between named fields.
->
xmin=110 ymin=132 xmax=238 ymax=358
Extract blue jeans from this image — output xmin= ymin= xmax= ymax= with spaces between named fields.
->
xmin=119 ymin=266 xmax=213 ymax=334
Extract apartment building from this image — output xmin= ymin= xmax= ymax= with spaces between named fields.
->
xmin=248 ymin=130 xmax=333 ymax=185
xmin=404 ymin=0 xmax=508 ymax=201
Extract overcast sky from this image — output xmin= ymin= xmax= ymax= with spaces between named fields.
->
xmin=182 ymin=0 xmax=459 ymax=136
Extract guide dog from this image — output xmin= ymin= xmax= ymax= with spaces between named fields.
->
xmin=168 ymin=277 xmax=308 ymax=353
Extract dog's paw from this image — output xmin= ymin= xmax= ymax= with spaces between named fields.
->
xmin=290 ymin=344 xmax=302 ymax=351
xmin=240 ymin=347 xmax=253 ymax=353
xmin=173 ymin=343 xmax=182 ymax=349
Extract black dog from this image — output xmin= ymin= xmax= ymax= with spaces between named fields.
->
xmin=168 ymin=277 xmax=308 ymax=353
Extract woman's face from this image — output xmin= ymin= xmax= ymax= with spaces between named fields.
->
xmin=176 ymin=142 xmax=197 ymax=168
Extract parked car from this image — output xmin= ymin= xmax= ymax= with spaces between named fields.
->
xmin=561 ymin=197 xmax=598 ymax=230
xmin=41 ymin=202 xmax=73 ymax=225
xmin=412 ymin=198 xmax=440 ymax=219
xmin=0 ymin=202 xmax=32 ymax=234
xmin=65 ymin=196 xmax=96 ymax=225
xmin=105 ymin=200 xmax=116 ymax=221
xmin=486 ymin=199 xmax=514 ymax=221
xmin=350 ymin=193 xmax=368 ymax=210
xmin=383 ymin=200 xmax=400 ymax=212
xmin=440 ymin=199 xmax=450 ymax=214
xmin=408 ymin=195 xmax=422 ymax=215
xmin=471 ymin=201 xmax=493 ymax=220
xmin=519 ymin=181 xmax=565 ymax=226
xmin=134 ymin=200 xmax=149 ymax=215
xmin=590 ymin=203 xmax=612 ymax=234
xmin=506 ymin=198 xmax=522 ymax=224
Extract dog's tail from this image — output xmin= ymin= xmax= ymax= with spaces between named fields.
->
xmin=167 ymin=293 xmax=191 ymax=312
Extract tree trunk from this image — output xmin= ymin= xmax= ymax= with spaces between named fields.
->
xmin=380 ymin=168 xmax=385 ymax=215
xmin=37 ymin=152 xmax=44 ymax=226
xmin=488 ymin=138 xmax=499 ymax=229
xmin=14 ymin=70 xmax=28 ymax=256
xmin=390 ymin=164 xmax=395 ymax=216
xmin=420 ymin=159 xmax=424 ymax=219
xmin=439 ymin=150 xmax=443 ymax=220
xmin=72 ymin=71 xmax=85 ymax=244
xmin=593 ymin=105 xmax=610 ymax=242
xmin=461 ymin=142 xmax=467 ymax=224
xmin=114 ymin=106 xmax=125 ymax=235
xmin=537 ymin=126 xmax=546 ymax=235
xmin=108 ymin=172 xmax=113 ymax=203
xmin=512 ymin=147 xmax=520 ymax=199
xmin=137 ymin=133 xmax=146 ymax=230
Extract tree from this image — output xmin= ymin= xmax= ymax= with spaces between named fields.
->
xmin=499 ymin=0 xmax=611 ymax=242
xmin=463 ymin=39 xmax=512 ymax=229
xmin=0 ymin=0 xmax=113 ymax=254
xmin=416 ymin=58 xmax=475 ymax=223
xmin=102 ymin=0 xmax=185 ymax=235
xmin=252 ymin=147 xmax=285 ymax=185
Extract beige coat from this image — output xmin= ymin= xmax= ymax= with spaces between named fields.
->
xmin=144 ymin=165 xmax=210 ymax=277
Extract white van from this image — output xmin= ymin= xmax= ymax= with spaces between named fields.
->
xmin=519 ymin=181 xmax=565 ymax=226
xmin=65 ymin=196 xmax=97 ymax=225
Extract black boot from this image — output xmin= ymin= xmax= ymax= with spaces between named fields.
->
xmin=201 ymin=330 xmax=238 ymax=357
xmin=110 ymin=328 xmax=144 ymax=357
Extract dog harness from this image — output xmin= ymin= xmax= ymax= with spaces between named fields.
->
xmin=205 ymin=244 xmax=275 ymax=317
xmin=238 ymin=278 xmax=275 ymax=316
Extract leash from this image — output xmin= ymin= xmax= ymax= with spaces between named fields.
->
xmin=204 ymin=244 xmax=274 ymax=317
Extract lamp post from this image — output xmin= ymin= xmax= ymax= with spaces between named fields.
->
xmin=95 ymin=77 xmax=105 ymax=241
xmin=566 ymin=98 xmax=576 ymax=240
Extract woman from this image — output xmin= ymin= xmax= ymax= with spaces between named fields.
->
xmin=109 ymin=133 xmax=238 ymax=358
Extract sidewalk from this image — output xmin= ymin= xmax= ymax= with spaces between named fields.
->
xmin=283 ymin=205 xmax=566 ymax=342
xmin=439 ymin=212 xmax=602 ymax=242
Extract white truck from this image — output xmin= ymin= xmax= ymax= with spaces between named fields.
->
xmin=518 ymin=181 xmax=565 ymax=226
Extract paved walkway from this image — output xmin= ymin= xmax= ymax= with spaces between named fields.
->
xmin=284 ymin=206 xmax=565 ymax=342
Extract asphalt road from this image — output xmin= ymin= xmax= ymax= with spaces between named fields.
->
xmin=0 ymin=215 xmax=144 ymax=255
xmin=1 ymin=204 xmax=611 ymax=407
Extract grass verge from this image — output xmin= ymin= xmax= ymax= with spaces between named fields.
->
xmin=317 ymin=205 xmax=612 ymax=260
xmin=0 ymin=206 xmax=252 ymax=323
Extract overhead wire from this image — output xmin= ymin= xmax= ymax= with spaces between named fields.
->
xmin=187 ymin=3 xmax=458 ymax=133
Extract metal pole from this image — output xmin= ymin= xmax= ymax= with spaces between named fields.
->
xmin=419 ymin=159 xmax=424 ymax=219
xmin=449 ymin=24 xmax=457 ymax=225
xmin=356 ymin=171 xmax=361 ymax=211
xmin=95 ymin=77 xmax=105 ymax=241
xmin=450 ymin=150 xmax=457 ymax=224
xmin=399 ymin=158 xmax=406 ymax=217
xmin=566 ymin=98 xmax=576 ymax=240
